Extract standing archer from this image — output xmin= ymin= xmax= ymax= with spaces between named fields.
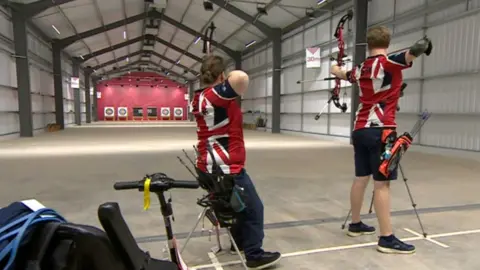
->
xmin=330 ymin=26 xmax=432 ymax=254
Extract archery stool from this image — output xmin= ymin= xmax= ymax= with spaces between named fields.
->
xmin=181 ymin=170 xmax=248 ymax=270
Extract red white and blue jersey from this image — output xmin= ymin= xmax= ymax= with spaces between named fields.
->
xmin=346 ymin=51 xmax=412 ymax=131
xmin=190 ymin=80 xmax=245 ymax=175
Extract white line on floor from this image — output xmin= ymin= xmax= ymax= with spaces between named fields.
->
xmin=190 ymin=228 xmax=480 ymax=269
xmin=207 ymin=252 xmax=224 ymax=270
xmin=403 ymin=228 xmax=449 ymax=248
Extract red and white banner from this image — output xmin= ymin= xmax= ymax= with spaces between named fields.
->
xmin=305 ymin=47 xmax=321 ymax=68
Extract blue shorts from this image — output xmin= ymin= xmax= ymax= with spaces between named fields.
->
xmin=352 ymin=128 xmax=397 ymax=181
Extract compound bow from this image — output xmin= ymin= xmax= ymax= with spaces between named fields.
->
xmin=314 ymin=10 xmax=353 ymax=120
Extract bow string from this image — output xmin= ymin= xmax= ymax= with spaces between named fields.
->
xmin=202 ymin=22 xmax=216 ymax=55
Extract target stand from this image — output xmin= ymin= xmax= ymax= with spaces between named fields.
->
xmin=104 ymin=107 xmax=115 ymax=121
xmin=160 ymin=107 xmax=171 ymax=121
xmin=132 ymin=107 xmax=144 ymax=121
xmin=147 ymin=107 xmax=158 ymax=121
xmin=173 ymin=107 xmax=184 ymax=120
xmin=117 ymin=107 xmax=128 ymax=121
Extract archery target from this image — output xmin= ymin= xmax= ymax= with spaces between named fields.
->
xmin=174 ymin=107 xmax=184 ymax=118
xmin=161 ymin=107 xmax=170 ymax=118
xmin=104 ymin=107 xmax=115 ymax=118
xmin=117 ymin=107 xmax=128 ymax=117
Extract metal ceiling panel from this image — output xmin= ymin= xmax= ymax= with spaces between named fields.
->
xmin=81 ymin=34 xmax=110 ymax=52
xmin=153 ymin=43 xmax=168 ymax=55
xmin=128 ymin=43 xmax=143 ymax=54
xmin=181 ymin=0 xmax=216 ymax=32
xmin=177 ymin=55 xmax=197 ymax=68
xmin=257 ymin=6 xmax=299 ymax=28
xmin=186 ymin=41 xmax=206 ymax=57
xmin=64 ymin=42 xmax=88 ymax=57
xmin=163 ymin=0 xmax=190 ymax=21
xmin=61 ymin=2 xmax=101 ymax=33
xmin=228 ymin=0 xmax=259 ymax=17
xmin=171 ymin=65 xmax=186 ymax=76
xmin=123 ymin=0 xmax=145 ymax=16
xmin=158 ymin=23 xmax=176 ymax=41
xmin=231 ymin=28 xmax=263 ymax=46
xmin=95 ymin=0 xmax=124 ymax=25
xmin=243 ymin=24 xmax=267 ymax=39
xmin=106 ymin=27 xmax=128 ymax=47
xmin=215 ymin=8 xmax=249 ymax=28
xmin=163 ymin=48 xmax=182 ymax=62
xmin=31 ymin=16 xmax=74 ymax=38
xmin=170 ymin=29 xmax=194 ymax=49
xmin=127 ymin=21 xmax=144 ymax=38
xmin=223 ymin=37 xmax=247 ymax=51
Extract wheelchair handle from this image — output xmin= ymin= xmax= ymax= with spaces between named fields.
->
xmin=114 ymin=179 xmax=199 ymax=191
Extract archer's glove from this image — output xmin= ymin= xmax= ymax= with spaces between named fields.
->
xmin=409 ymin=36 xmax=432 ymax=57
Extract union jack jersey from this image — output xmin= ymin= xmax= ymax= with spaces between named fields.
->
xmin=346 ymin=51 xmax=412 ymax=131
xmin=190 ymin=80 xmax=245 ymax=175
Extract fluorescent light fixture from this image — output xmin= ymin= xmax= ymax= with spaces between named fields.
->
xmin=123 ymin=31 xmax=126 ymax=39
xmin=51 ymin=25 xmax=60 ymax=35
xmin=126 ymin=57 xmax=129 ymax=62
xmin=194 ymin=36 xmax=201 ymax=44
xmin=93 ymin=69 xmax=96 ymax=73
xmin=176 ymin=60 xmax=180 ymax=64
xmin=245 ymin=40 xmax=256 ymax=48
xmin=317 ymin=0 xmax=327 ymax=5
xmin=166 ymin=72 xmax=169 ymax=75
xmin=79 ymin=55 xmax=84 ymax=60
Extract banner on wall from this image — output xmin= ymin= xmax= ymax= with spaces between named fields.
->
xmin=97 ymin=92 xmax=101 ymax=99
xmin=174 ymin=107 xmax=184 ymax=119
xmin=133 ymin=107 xmax=143 ymax=117
xmin=118 ymin=107 xmax=128 ymax=118
xmin=305 ymin=47 xmax=321 ymax=68
xmin=71 ymin=77 xmax=80 ymax=88
xmin=104 ymin=107 xmax=115 ymax=118
xmin=147 ymin=107 xmax=157 ymax=117
xmin=161 ymin=107 xmax=171 ymax=118
xmin=184 ymin=94 xmax=189 ymax=100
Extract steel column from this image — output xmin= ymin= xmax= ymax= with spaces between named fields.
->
xmin=52 ymin=43 xmax=65 ymax=129
xmin=84 ymin=70 xmax=92 ymax=123
xmin=92 ymin=79 xmax=99 ymax=121
xmin=271 ymin=30 xmax=282 ymax=133
xmin=12 ymin=11 xmax=33 ymax=137
xmin=350 ymin=0 xmax=368 ymax=141
xmin=72 ymin=60 xmax=81 ymax=125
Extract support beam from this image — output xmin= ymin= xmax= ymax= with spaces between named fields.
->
xmin=84 ymin=69 xmax=92 ymax=123
xmin=188 ymin=82 xmax=194 ymax=121
xmin=12 ymin=10 xmax=33 ymax=137
xmin=101 ymin=60 xmax=188 ymax=80
xmin=57 ymin=11 xmax=152 ymax=49
xmin=209 ymin=0 xmax=276 ymax=37
xmin=72 ymin=60 xmax=81 ymax=125
xmin=11 ymin=0 xmax=76 ymax=18
xmin=80 ymin=36 xmax=144 ymax=62
xmin=92 ymin=50 xmax=199 ymax=76
xmin=271 ymin=31 xmax=282 ymax=133
xmin=152 ymin=10 xmax=239 ymax=58
xmin=92 ymin=77 xmax=99 ymax=122
xmin=52 ymin=43 xmax=65 ymax=129
xmin=350 ymin=0 xmax=368 ymax=141
xmin=81 ymin=35 xmax=203 ymax=63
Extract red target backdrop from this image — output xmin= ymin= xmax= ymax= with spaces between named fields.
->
xmin=96 ymin=72 xmax=188 ymax=120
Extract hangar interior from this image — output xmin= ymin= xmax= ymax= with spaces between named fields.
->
xmin=1 ymin=0 xmax=480 ymax=269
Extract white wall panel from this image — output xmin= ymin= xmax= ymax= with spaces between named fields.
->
xmin=281 ymin=64 xmax=302 ymax=95
xmin=329 ymin=114 xmax=351 ymax=137
xmin=280 ymin=95 xmax=301 ymax=113
xmin=280 ymin=114 xmax=301 ymax=131
xmin=368 ymin=0 xmax=395 ymax=24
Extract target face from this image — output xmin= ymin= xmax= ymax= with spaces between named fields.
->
xmin=162 ymin=109 xmax=169 ymax=115
xmin=105 ymin=108 xmax=114 ymax=115
xmin=119 ymin=108 xmax=127 ymax=115
xmin=175 ymin=108 xmax=183 ymax=116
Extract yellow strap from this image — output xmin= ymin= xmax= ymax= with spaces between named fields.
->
xmin=143 ymin=178 xmax=151 ymax=210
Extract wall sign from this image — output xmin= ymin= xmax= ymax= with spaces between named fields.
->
xmin=305 ymin=47 xmax=321 ymax=68
xmin=71 ymin=77 xmax=80 ymax=88
xmin=97 ymin=92 xmax=101 ymax=99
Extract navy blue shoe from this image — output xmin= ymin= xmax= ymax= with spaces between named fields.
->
xmin=377 ymin=234 xmax=416 ymax=254
xmin=347 ymin=221 xmax=376 ymax=237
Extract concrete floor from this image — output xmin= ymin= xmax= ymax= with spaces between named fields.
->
xmin=1 ymin=121 xmax=479 ymax=270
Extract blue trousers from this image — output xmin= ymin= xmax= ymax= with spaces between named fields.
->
xmin=229 ymin=169 xmax=265 ymax=260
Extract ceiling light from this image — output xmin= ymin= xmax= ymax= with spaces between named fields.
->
xmin=123 ymin=31 xmax=126 ymax=39
xmin=176 ymin=60 xmax=180 ymax=64
xmin=51 ymin=25 xmax=60 ymax=35
xmin=93 ymin=69 xmax=96 ymax=73
xmin=245 ymin=40 xmax=256 ymax=48
xmin=317 ymin=0 xmax=327 ymax=5
xmin=80 ymin=55 xmax=84 ymax=60
xmin=194 ymin=36 xmax=201 ymax=44
xmin=126 ymin=57 xmax=129 ymax=62
xmin=203 ymin=0 xmax=213 ymax=11
xmin=256 ymin=4 xmax=267 ymax=15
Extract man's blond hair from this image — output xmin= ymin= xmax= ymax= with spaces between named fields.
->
xmin=366 ymin=26 xmax=391 ymax=49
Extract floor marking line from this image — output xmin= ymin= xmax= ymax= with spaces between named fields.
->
xmin=403 ymin=228 xmax=449 ymax=248
xmin=190 ymin=228 xmax=480 ymax=269
xmin=207 ymin=252 xmax=224 ymax=270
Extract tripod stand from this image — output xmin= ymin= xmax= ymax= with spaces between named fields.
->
xmin=341 ymin=111 xmax=431 ymax=237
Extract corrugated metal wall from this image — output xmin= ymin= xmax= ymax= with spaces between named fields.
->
xmin=0 ymin=7 xmax=87 ymax=138
xmin=239 ymin=0 xmax=480 ymax=152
